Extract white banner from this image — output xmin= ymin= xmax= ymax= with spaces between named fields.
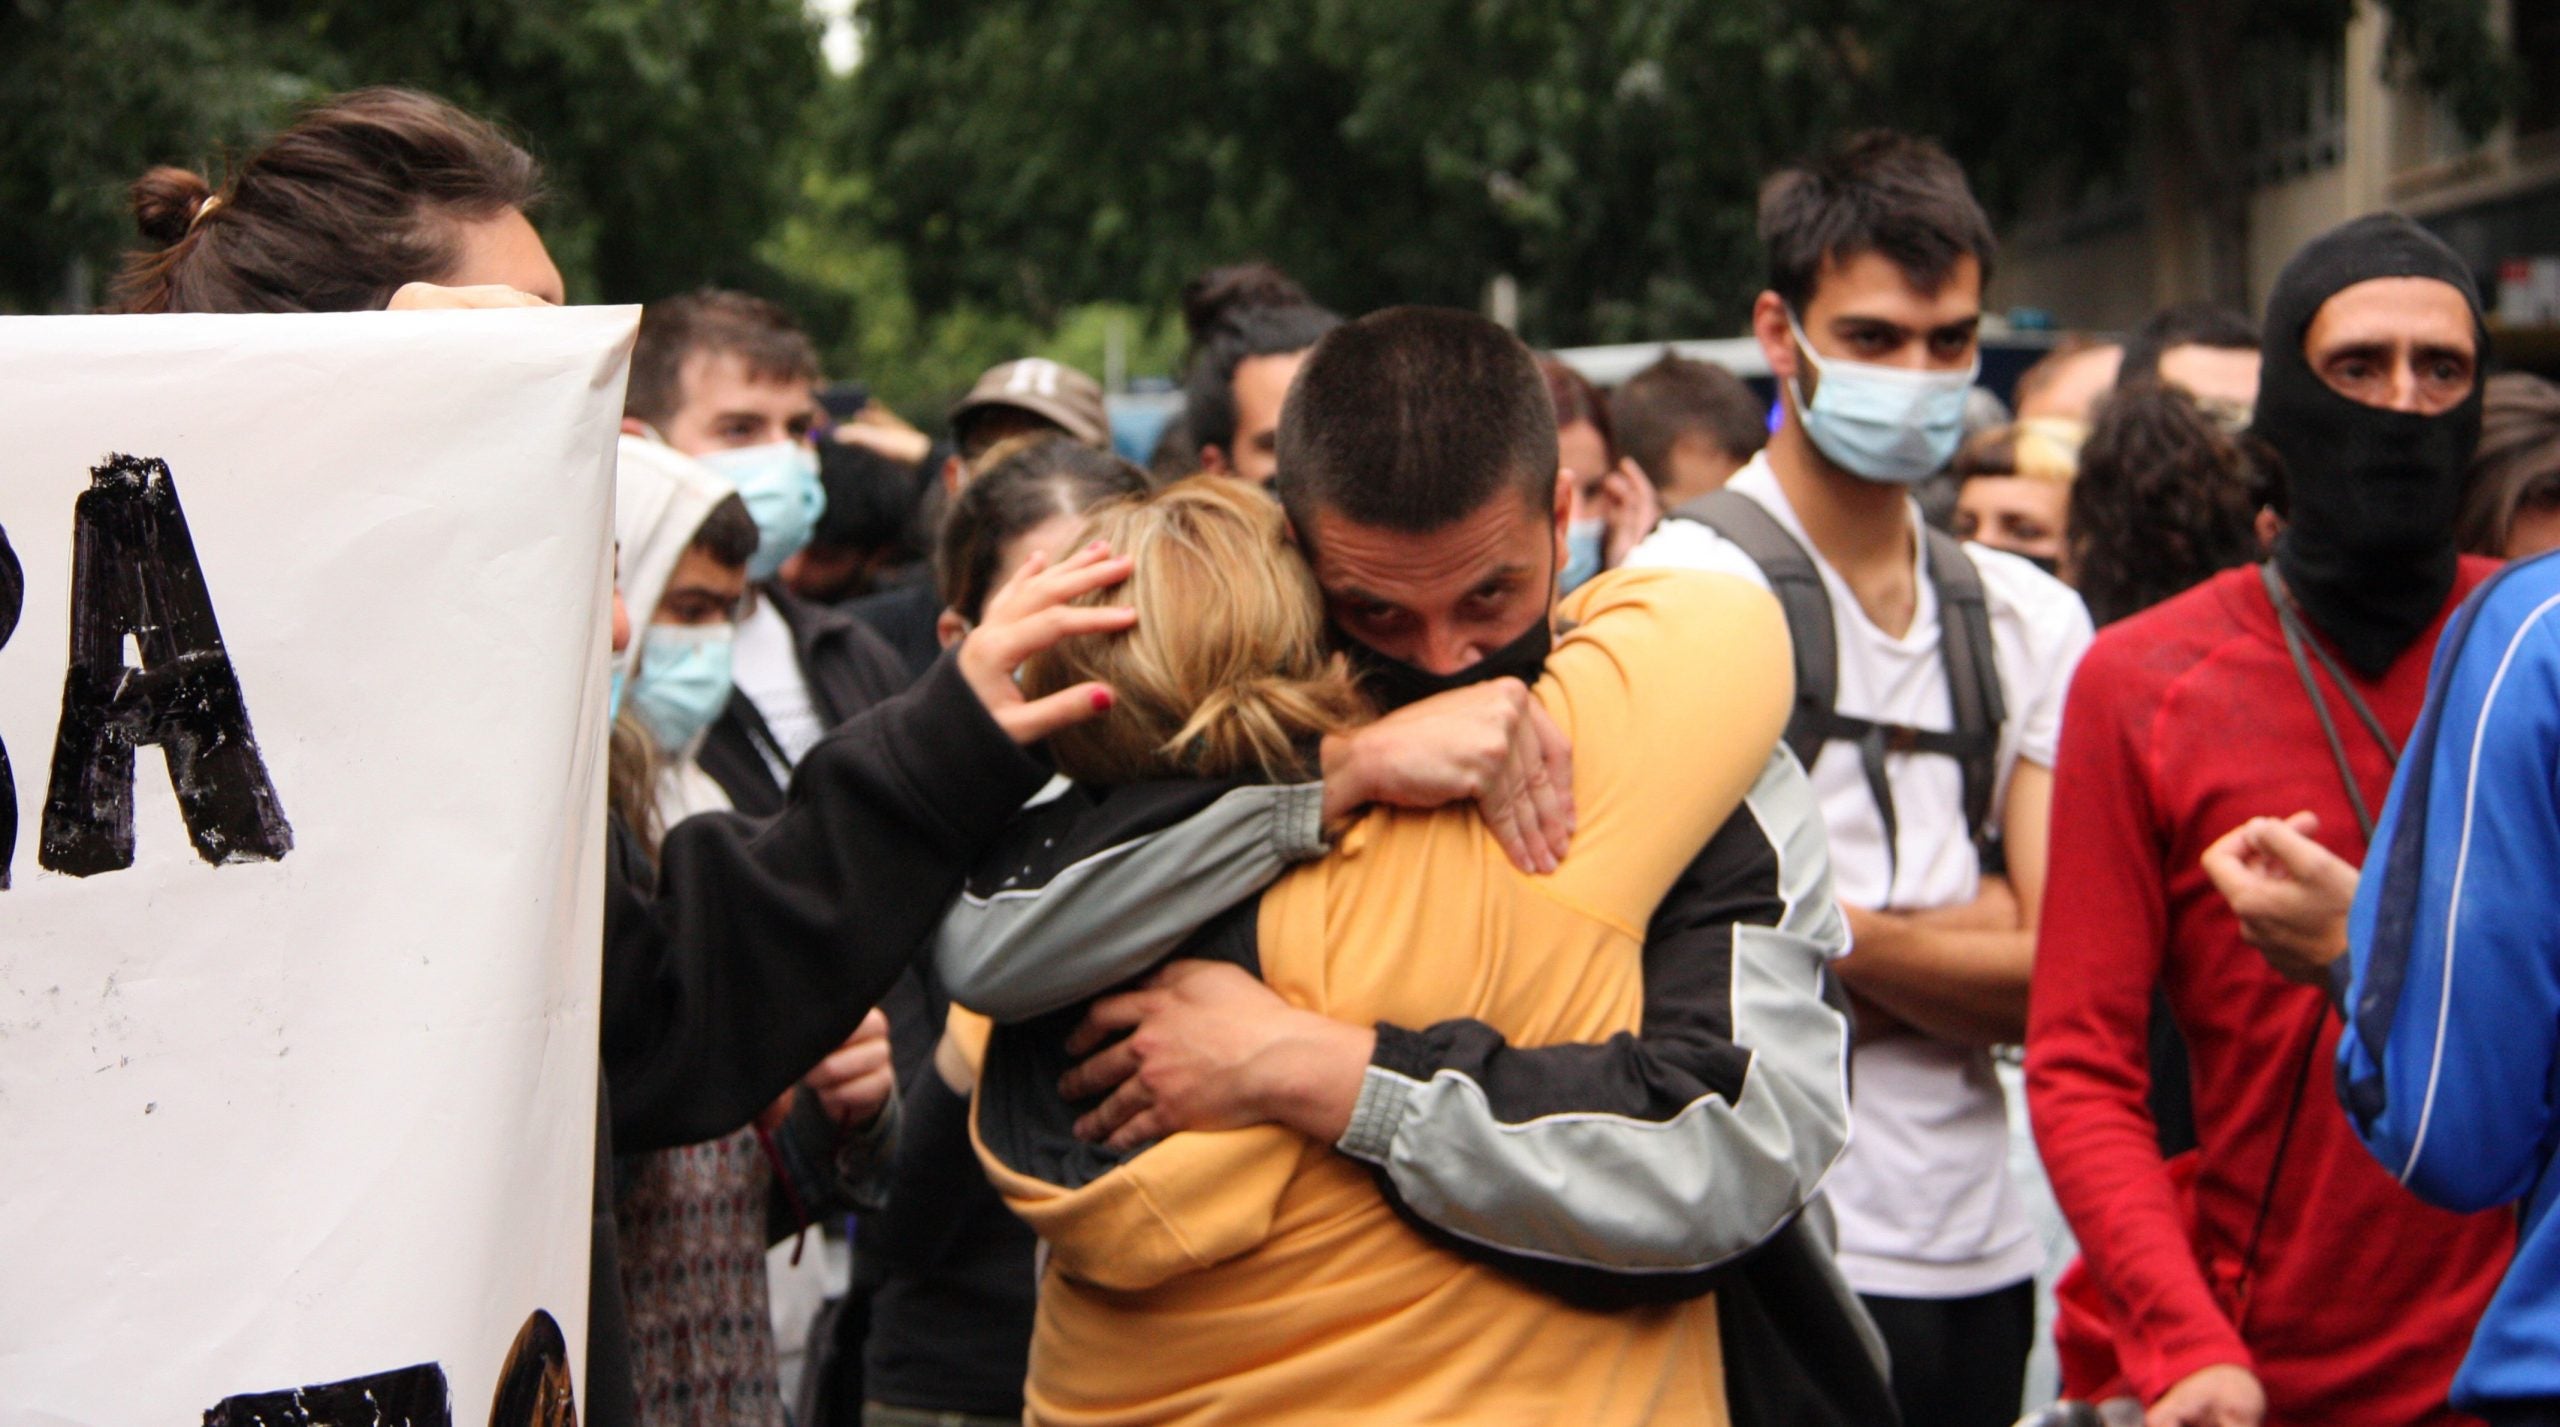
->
xmin=0 ymin=308 xmax=637 ymax=1427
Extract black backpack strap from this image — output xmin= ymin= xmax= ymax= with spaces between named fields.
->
xmin=1672 ymin=491 xmax=1836 ymax=777
xmin=1675 ymin=492 xmax=1907 ymax=885
xmin=1672 ymin=497 xmax=2013 ymax=889
xmin=1921 ymin=529 xmax=2008 ymax=849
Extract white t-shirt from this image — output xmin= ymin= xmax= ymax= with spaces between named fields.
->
xmin=1626 ymin=453 xmax=2092 ymax=1298
xmin=731 ymin=595 xmax=829 ymax=781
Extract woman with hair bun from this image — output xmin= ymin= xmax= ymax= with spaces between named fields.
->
xmin=1021 ymin=478 xmax=1367 ymax=785
xmin=112 ymin=86 xmax=561 ymax=315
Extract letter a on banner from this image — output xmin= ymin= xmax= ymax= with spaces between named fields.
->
xmin=40 ymin=453 xmax=293 ymax=877
xmin=0 ymin=523 xmax=20 ymax=887
xmin=0 ymin=305 xmax=630 ymax=1425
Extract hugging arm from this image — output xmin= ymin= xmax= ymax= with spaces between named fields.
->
xmin=1343 ymin=750 xmax=1853 ymax=1301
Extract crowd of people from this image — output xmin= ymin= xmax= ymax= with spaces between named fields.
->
xmin=95 ymin=81 xmax=2560 ymax=1427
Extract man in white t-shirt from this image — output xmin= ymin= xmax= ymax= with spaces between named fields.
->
xmin=1627 ymin=131 xmax=2091 ymax=1427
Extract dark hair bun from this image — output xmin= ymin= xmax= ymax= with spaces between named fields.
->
xmin=1180 ymin=262 xmax=1313 ymax=342
xmin=131 ymin=166 xmax=214 ymax=246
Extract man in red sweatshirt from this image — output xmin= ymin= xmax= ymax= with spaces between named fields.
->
xmin=2025 ymin=213 xmax=2515 ymax=1427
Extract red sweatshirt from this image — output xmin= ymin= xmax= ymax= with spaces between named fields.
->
xmin=2026 ymin=562 xmax=2512 ymax=1426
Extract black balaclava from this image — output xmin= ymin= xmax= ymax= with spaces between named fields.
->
xmin=2256 ymin=212 xmax=2487 ymax=677
xmin=1338 ymin=613 xmax=1553 ymax=712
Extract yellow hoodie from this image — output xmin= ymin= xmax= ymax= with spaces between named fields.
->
xmin=975 ymin=567 xmax=1793 ymax=1426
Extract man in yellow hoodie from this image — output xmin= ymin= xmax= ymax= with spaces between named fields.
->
xmin=947 ymin=310 xmax=1877 ymax=1425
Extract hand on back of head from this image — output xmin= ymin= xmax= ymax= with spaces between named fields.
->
xmin=956 ymin=541 xmax=1136 ymax=745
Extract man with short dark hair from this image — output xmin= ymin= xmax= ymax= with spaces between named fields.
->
xmin=936 ymin=307 xmax=1885 ymax=1424
xmin=623 ymin=288 xmax=910 ymax=814
xmin=784 ymin=438 xmax=925 ymax=610
xmin=1628 ymin=130 xmax=2092 ymax=1427
xmin=626 ymin=289 xmax=825 ymax=459
xmin=2120 ymin=301 xmax=2262 ymax=433
xmin=1614 ymin=353 xmax=1770 ymax=504
xmin=968 ymin=308 xmax=1823 ymax=1423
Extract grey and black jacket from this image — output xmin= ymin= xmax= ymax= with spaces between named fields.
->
xmin=935 ymin=748 xmax=1893 ymax=1426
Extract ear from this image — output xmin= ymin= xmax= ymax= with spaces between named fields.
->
xmin=935 ymin=608 xmax=969 ymax=651
xmin=940 ymin=453 xmax=967 ymax=498
xmin=1198 ymin=443 xmax=1231 ymax=476
xmin=1552 ymin=467 xmax=1575 ymax=570
xmin=1753 ymin=291 xmax=1798 ymax=389
xmin=2255 ymin=506 xmax=2285 ymax=554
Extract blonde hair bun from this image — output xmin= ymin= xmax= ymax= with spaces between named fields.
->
xmin=1025 ymin=477 xmax=1367 ymax=784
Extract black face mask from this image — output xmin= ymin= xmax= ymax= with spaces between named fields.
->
xmin=2254 ymin=213 xmax=2487 ymax=678
xmin=1337 ymin=611 xmax=1554 ymax=712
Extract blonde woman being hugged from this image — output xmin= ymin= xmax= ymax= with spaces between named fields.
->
xmin=960 ymin=468 xmax=1795 ymax=1426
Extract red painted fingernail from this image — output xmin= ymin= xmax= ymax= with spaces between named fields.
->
xmin=1091 ymin=688 xmax=1114 ymax=711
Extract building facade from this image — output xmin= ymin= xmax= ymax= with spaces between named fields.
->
xmin=1997 ymin=0 xmax=2560 ymax=359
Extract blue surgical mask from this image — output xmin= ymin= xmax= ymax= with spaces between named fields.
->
xmin=1560 ymin=517 xmax=1607 ymax=596
xmin=1786 ymin=311 xmax=1979 ymax=484
xmin=608 ymin=666 xmax=627 ymax=720
xmin=697 ymin=440 xmax=825 ymax=581
xmin=629 ymin=623 xmax=736 ymax=752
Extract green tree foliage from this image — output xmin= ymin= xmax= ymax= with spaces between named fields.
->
xmin=285 ymin=0 xmax=826 ymax=302
xmin=836 ymin=0 xmax=2515 ymax=350
xmin=753 ymin=132 xmax=1186 ymax=416
xmin=1 ymin=0 xmax=2520 ymax=404
xmin=0 ymin=0 xmax=310 ymax=312
xmin=0 ymin=0 xmax=821 ymax=311
xmin=839 ymin=0 xmax=1883 ymax=345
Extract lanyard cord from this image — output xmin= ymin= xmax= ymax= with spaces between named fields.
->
xmin=2259 ymin=563 xmax=2401 ymax=840
xmin=2233 ymin=563 xmax=2404 ymax=1330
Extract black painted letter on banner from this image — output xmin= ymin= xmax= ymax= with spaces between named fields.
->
xmin=39 ymin=454 xmax=292 ymax=877
xmin=0 ymin=524 xmax=20 ymax=888
xmin=204 ymin=1362 xmax=453 ymax=1427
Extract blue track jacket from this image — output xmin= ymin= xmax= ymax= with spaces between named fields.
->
xmin=2339 ymin=551 xmax=2560 ymax=1411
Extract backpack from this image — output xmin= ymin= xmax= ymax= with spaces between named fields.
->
xmin=1672 ymin=490 xmax=2006 ymax=886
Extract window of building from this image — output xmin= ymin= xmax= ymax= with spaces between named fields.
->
xmin=2246 ymin=33 xmax=2348 ymax=186
xmin=2518 ymin=0 xmax=2560 ymax=143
